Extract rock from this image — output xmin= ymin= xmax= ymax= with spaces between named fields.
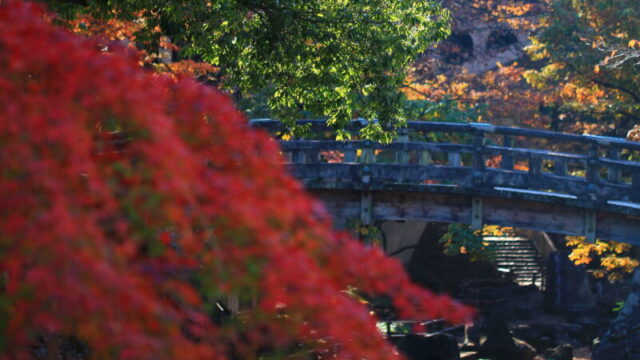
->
xmin=511 ymin=324 xmax=552 ymax=351
xmin=545 ymin=250 xmax=596 ymax=315
xmin=477 ymin=338 xmax=536 ymax=360
xmin=592 ymin=269 xmax=640 ymax=360
xmin=478 ymin=308 xmax=514 ymax=350
xmin=512 ymin=322 xmax=590 ymax=349
xmin=568 ymin=319 xmax=601 ymax=345
xmin=557 ymin=323 xmax=588 ymax=347
xmin=593 ymin=278 xmax=632 ymax=317
xmin=544 ymin=344 xmax=573 ymax=360
xmin=514 ymin=338 xmax=537 ymax=360
xmin=476 ymin=309 xmax=536 ymax=360
xmin=393 ymin=333 xmax=460 ymax=360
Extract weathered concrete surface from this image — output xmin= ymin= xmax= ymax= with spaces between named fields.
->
xmin=308 ymin=188 xmax=640 ymax=245
xmin=592 ymin=270 xmax=640 ymax=360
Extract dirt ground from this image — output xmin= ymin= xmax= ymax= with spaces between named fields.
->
xmin=533 ymin=346 xmax=591 ymax=360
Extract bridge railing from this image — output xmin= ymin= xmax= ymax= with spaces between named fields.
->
xmin=250 ymin=119 xmax=640 ymax=206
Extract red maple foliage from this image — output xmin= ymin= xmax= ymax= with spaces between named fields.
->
xmin=0 ymin=1 xmax=473 ymax=359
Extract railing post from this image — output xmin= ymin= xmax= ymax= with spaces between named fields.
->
xmin=394 ymin=128 xmax=409 ymax=183
xmin=283 ymin=150 xmax=293 ymax=163
xmin=448 ymin=152 xmax=461 ymax=167
xmin=633 ymin=172 xmax=640 ymax=190
xmin=529 ymin=157 xmax=542 ymax=176
xmin=344 ymin=144 xmax=356 ymax=163
xmin=360 ymin=140 xmax=374 ymax=226
xmin=361 ymin=140 xmax=375 ymax=164
xmin=607 ymin=148 xmax=621 ymax=183
xmin=292 ymin=149 xmax=305 ymax=164
xmin=581 ymin=142 xmax=599 ymax=242
xmin=554 ymin=159 xmax=567 ymax=176
xmin=290 ymin=137 xmax=305 ymax=164
xmin=472 ymin=131 xmax=486 ymax=186
xmin=419 ymin=150 xmax=432 ymax=166
xmin=584 ymin=142 xmax=600 ymax=201
xmin=306 ymin=149 xmax=320 ymax=164
xmin=395 ymin=128 xmax=409 ymax=165
xmin=501 ymin=135 xmax=514 ymax=170
xmin=529 ymin=156 xmax=542 ymax=188
xmin=418 ymin=138 xmax=432 ymax=184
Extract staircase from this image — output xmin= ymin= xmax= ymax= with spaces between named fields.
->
xmin=483 ymin=236 xmax=546 ymax=289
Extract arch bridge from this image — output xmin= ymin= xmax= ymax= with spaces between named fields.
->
xmin=251 ymin=120 xmax=640 ymax=245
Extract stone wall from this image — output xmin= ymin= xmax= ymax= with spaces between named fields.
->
xmin=415 ymin=0 xmax=544 ymax=78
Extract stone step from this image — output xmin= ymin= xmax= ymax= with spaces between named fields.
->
xmin=495 ymin=262 xmax=543 ymax=266
xmin=467 ymin=236 xmax=547 ymax=290
xmin=496 ymin=262 xmax=543 ymax=266
xmin=493 ymin=251 xmax=541 ymax=255
xmin=495 ymin=258 xmax=542 ymax=262
xmin=496 ymin=258 xmax=544 ymax=263
xmin=500 ymin=266 xmax=544 ymax=271
xmin=491 ymin=247 xmax=539 ymax=251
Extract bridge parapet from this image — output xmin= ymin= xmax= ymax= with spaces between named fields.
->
xmin=251 ymin=119 xmax=640 ymax=206
xmin=251 ymin=119 xmax=640 ymax=243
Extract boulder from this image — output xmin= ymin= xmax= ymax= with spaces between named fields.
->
xmin=511 ymin=322 xmax=590 ymax=350
xmin=592 ymin=270 xmax=640 ymax=360
xmin=393 ymin=333 xmax=460 ymax=360
xmin=475 ymin=309 xmax=536 ymax=360
xmin=545 ymin=250 xmax=596 ymax=315
xmin=511 ymin=324 xmax=553 ymax=351
xmin=544 ymin=344 xmax=573 ymax=360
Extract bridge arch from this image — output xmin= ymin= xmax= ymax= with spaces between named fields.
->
xmin=251 ymin=119 xmax=640 ymax=245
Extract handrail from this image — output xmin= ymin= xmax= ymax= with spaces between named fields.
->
xmin=249 ymin=118 xmax=640 ymax=151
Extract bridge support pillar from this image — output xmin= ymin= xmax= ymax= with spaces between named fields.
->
xmin=584 ymin=210 xmax=596 ymax=242
xmin=360 ymin=191 xmax=372 ymax=226
xmin=471 ymin=197 xmax=483 ymax=230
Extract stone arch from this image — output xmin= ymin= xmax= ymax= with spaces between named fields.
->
xmin=486 ymin=29 xmax=519 ymax=51
xmin=442 ymin=32 xmax=474 ymax=65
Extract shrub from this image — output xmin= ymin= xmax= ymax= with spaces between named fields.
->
xmin=0 ymin=2 xmax=472 ymax=359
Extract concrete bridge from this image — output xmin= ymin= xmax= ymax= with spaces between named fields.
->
xmin=251 ymin=119 xmax=640 ymax=245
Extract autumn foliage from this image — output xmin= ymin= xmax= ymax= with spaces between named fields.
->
xmin=566 ymin=236 xmax=640 ymax=282
xmin=0 ymin=1 xmax=472 ymax=359
xmin=66 ymin=14 xmax=220 ymax=80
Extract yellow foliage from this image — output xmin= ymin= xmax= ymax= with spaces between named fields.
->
xmin=565 ymin=235 xmax=638 ymax=281
xmin=451 ymin=82 xmax=469 ymax=96
xmin=479 ymin=225 xmax=515 ymax=236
